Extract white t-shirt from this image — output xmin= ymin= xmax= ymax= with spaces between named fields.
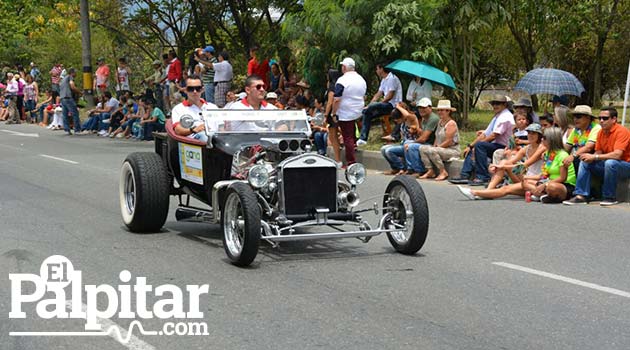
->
xmin=213 ymin=61 xmax=233 ymax=82
xmin=379 ymin=72 xmax=403 ymax=107
xmin=171 ymin=100 xmax=219 ymax=135
xmin=227 ymin=99 xmax=277 ymax=131
xmin=406 ymin=79 xmax=432 ymax=102
xmin=116 ymin=67 xmax=130 ymax=91
xmin=334 ymin=71 xmax=366 ymax=121
xmin=105 ymin=97 xmax=119 ymax=112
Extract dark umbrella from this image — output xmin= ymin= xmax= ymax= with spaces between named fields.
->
xmin=385 ymin=60 xmax=456 ymax=89
xmin=514 ymin=68 xmax=585 ymax=97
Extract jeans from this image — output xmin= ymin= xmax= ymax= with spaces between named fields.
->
xmin=404 ymin=142 xmax=427 ymax=173
xmin=204 ymin=83 xmax=215 ymax=104
xmin=574 ymin=159 xmax=630 ymax=200
xmin=381 ymin=144 xmax=406 ymax=170
xmin=143 ymin=122 xmax=165 ymax=140
xmin=25 ymin=100 xmax=36 ymax=120
xmin=359 ymin=102 xmax=394 ymax=141
xmin=98 ymin=112 xmax=111 ymax=131
xmin=82 ymin=114 xmax=100 ymax=131
xmin=313 ymin=131 xmax=328 ymax=155
xmin=61 ymin=98 xmax=81 ymax=133
xmin=460 ymin=142 xmax=505 ymax=181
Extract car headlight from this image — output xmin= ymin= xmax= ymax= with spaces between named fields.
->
xmin=345 ymin=163 xmax=366 ymax=185
xmin=248 ymin=164 xmax=269 ymax=188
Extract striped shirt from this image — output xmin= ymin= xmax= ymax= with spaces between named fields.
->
xmin=50 ymin=65 xmax=62 ymax=84
xmin=202 ymin=57 xmax=217 ymax=85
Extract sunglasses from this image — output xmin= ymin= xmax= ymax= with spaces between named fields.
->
xmin=598 ymin=116 xmax=611 ymax=121
xmin=250 ymin=84 xmax=266 ymax=90
xmin=186 ymin=86 xmax=203 ymax=92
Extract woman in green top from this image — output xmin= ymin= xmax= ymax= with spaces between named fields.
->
xmin=522 ymin=127 xmax=576 ymax=203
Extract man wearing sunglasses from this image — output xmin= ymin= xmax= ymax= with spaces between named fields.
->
xmin=229 ymin=75 xmax=276 ymax=111
xmin=171 ymin=76 xmax=218 ymax=143
xmin=564 ymin=107 xmax=630 ymax=206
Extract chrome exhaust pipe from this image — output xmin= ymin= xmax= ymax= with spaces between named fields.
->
xmin=175 ymin=207 xmax=214 ymax=222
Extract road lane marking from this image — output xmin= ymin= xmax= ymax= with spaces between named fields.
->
xmin=493 ymin=262 xmax=630 ymax=299
xmin=9 ymin=301 xmax=156 ymax=350
xmin=0 ymin=129 xmax=39 ymax=137
xmin=40 ymin=154 xmax=79 ymax=164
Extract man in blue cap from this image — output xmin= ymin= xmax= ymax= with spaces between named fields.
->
xmin=198 ymin=45 xmax=217 ymax=103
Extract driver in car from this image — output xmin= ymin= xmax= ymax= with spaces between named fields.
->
xmin=228 ymin=74 xmax=284 ymax=131
xmin=171 ymin=75 xmax=219 ymax=142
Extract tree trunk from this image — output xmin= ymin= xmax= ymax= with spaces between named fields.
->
xmin=80 ymin=0 xmax=94 ymax=107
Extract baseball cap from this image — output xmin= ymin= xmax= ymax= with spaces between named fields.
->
xmin=266 ymin=92 xmax=278 ymax=99
xmin=340 ymin=57 xmax=355 ymax=68
xmin=525 ymin=123 xmax=543 ymax=134
xmin=416 ymin=97 xmax=432 ymax=108
xmin=203 ymin=46 xmax=215 ymax=54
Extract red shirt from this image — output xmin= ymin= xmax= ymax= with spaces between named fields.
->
xmin=167 ymin=58 xmax=182 ymax=82
xmin=247 ymin=58 xmax=270 ymax=88
xmin=596 ymin=123 xmax=630 ymax=162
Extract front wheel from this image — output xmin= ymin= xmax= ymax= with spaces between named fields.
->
xmin=383 ymin=175 xmax=429 ymax=254
xmin=222 ymin=182 xmax=261 ymax=266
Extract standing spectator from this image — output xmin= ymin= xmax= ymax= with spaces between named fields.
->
xmin=247 ymin=45 xmax=270 ymax=88
xmin=115 ymin=57 xmax=131 ymax=98
xmin=50 ymin=63 xmax=63 ymax=93
xmin=24 ymin=74 xmax=38 ymax=123
xmin=29 ymin=62 xmax=41 ymax=86
xmin=356 ymin=62 xmax=403 ymax=146
xmin=4 ymin=73 xmax=20 ymax=124
xmin=419 ymin=100 xmax=461 ymax=180
xmin=406 ymin=77 xmax=432 ymax=107
xmin=199 ymin=46 xmax=217 ymax=103
xmin=449 ymin=94 xmax=515 ymax=186
xmin=59 ymin=68 xmax=82 ymax=135
xmin=14 ymin=73 xmax=26 ymax=121
xmin=197 ymin=51 xmax=233 ymax=108
xmin=141 ymin=60 xmax=165 ymax=112
xmin=331 ymin=57 xmax=367 ymax=166
xmin=564 ymin=107 xmax=630 ymax=206
xmin=166 ymin=50 xmax=183 ymax=111
xmin=94 ymin=57 xmax=110 ymax=97
xmin=270 ymin=62 xmax=285 ymax=93
xmin=324 ymin=69 xmax=343 ymax=165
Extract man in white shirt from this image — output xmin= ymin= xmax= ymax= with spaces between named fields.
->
xmin=357 ymin=63 xmax=403 ymax=146
xmin=171 ymin=76 xmax=219 ymax=143
xmin=332 ymin=57 xmax=367 ymax=165
xmin=197 ymin=51 xmax=233 ymax=108
xmin=228 ymin=75 xmax=277 ymax=131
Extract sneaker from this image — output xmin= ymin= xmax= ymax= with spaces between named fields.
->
xmin=80 ymin=130 xmax=91 ymax=135
xmin=540 ymin=195 xmax=555 ymax=204
xmin=98 ymin=130 xmax=107 ymax=136
xmin=563 ymin=196 xmax=587 ymax=205
xmin=600 ymin=199 xmax=619 ymax=207
xmin=457 ymin=185 xmax=480 ymax=200
xmin=116 ymin=133 xmax=125 ymax=139
xmin=468 ymin=178 xmax=488 ymax=187
xmin=356 ymin=139 xmax=367 ymax=147
xmin=530 ymin=195 xmax=541 ymax=202
xmin=109 ymin=133 xmax=116 ymax=138
xmin=448 ymin=176 xmax=470 ymax=185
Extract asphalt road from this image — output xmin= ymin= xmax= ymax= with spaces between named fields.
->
xmin=1 ymin=123 xmax=629 ymax=350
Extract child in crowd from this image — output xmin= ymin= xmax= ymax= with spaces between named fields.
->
xmin=513 ymin=110 xmax=531 ymax=147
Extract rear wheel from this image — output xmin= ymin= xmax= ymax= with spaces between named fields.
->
xmin=222 ymin=182 xmax=261 ymax=266
xmin=383 ymin=175 xmax=429 ymax=254
xmin=119 ymin=152 xmax=170 ymax=233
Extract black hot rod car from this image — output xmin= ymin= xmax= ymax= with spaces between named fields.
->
xmin=119 ymin=109 xmax=429 ymax=266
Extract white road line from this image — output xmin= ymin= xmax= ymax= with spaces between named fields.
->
xmin=0 ymin=129 xmax=39 ymax=137
xmin=40 ymin=154 xmax=79 ymax=164
xmin=493 ymin=262 xmax=630 ymax=298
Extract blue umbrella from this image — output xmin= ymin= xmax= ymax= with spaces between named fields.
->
xmin=385 ymin=60 xmax=456 ymax=89
xmin=514 ymin=68 xmax=585 ymax=97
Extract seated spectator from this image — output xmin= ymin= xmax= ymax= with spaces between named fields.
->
xmin=554 ymin=105 xmax=572 ymax=144
xmin=493 ymin=109 xmax=532 ymax=165
xmin=265 ymin=92 xmax=284 ymax=109
xmin=310 ymin=97 xmax=328 ymax=155
xmin=449 ymin=94 xmax=515 ymax=186
xmin=513 ymin=97 xmax=538 ymax=123
xmin=139 ymin=98 xmax=166 ymax=141
xmin=381 ymin=106 xmax=420 ymax=175
xmin=357 ymin=63 xmax=402 ymax=146
xmin=403 ymin=98 xmax=440 ymax=176
xmin=564 ymin=107 xmax=630 ymax=206
xmin=109 ymin=99 xmax=139 ymax=138
xmin=521 ymin=127 xmax=576 ymax=203
xmin=419 ymin=100 xmax=461 ymax=181
xmin=49 ymin=106 xmax=64 ymax=130
xmin=563 ymin=105 xmax=601 ymax=174
xmin=35 ymin=90 xmax=55 ymax=126
xmin=457 ymin=123 xmax=545 ymax=200
xmin=80 ymin=91 xmax=118 ymax=134
xmin=539 ymin=112 xmax=555 ymax=129
xmin=103 ymin=96 xmax=128 ymax=137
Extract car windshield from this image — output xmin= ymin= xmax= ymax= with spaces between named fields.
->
xmin=202 ymin=110 xmax=311 ymax=134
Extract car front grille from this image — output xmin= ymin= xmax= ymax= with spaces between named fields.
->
xmin=282 ymin=167 xmax=337 ymax=215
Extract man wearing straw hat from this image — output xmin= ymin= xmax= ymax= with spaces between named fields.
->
xmin=564 ymin=107 xmax=630 ymax=206
xmin=449 ymin=94 xmax=515 ymax=186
